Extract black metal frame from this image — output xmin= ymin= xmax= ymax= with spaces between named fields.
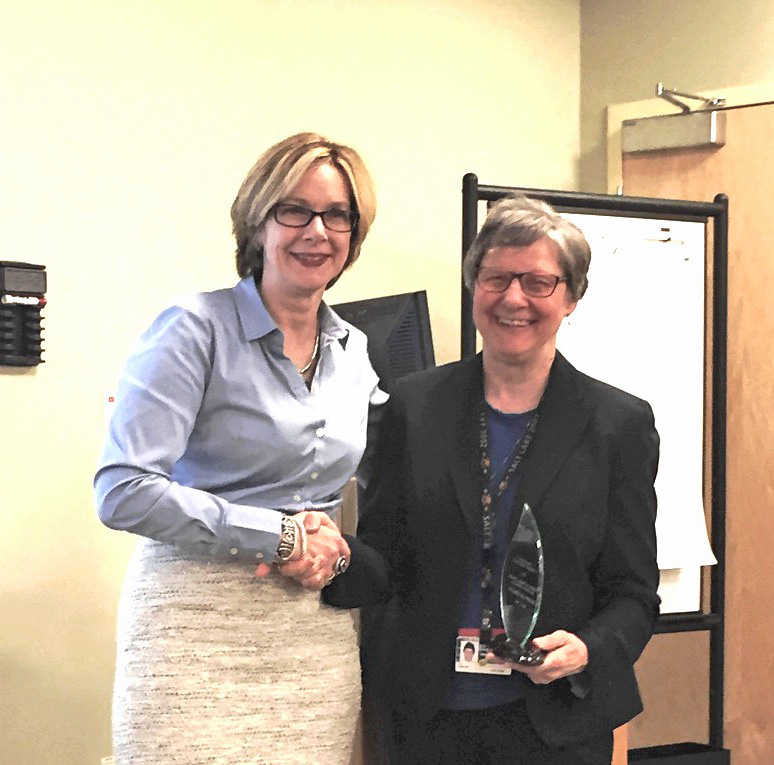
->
xmin=461 ymin=173 xmax=729 ymax=751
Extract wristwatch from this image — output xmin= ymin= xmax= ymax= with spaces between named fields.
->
xmin=276 ymin=515 xmax=297 ymax=562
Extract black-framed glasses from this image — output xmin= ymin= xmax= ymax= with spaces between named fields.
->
xmin=272 ymin=203 xmax=359 ymax=233
xmin=476 ymin=268 xmax=567 ymax=297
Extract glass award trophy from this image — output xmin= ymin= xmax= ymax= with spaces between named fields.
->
xmin=491 ymin=503 xmax=547 ymax=666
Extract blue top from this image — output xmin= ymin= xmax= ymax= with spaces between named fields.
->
xmin=94 ymin=276 xmax=386 ymax=564
xmin=444 ymin=404 xmax=534 ymax=710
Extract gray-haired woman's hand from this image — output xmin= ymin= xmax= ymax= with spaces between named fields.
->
xmin=487 ymin=630 xmax=588 ymax=683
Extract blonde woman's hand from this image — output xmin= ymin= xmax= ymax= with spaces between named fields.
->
xmin=259 ymin=511 xmax=350 ymax=590
xmin=296 ymin=510 xmax=341 ymax=534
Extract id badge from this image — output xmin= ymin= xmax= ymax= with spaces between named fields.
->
xmin=454 ymin=629 xmax=512 ymax=675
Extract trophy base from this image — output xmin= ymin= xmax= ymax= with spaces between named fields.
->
xmin=490 ymin=636 xmax=546 ymax=666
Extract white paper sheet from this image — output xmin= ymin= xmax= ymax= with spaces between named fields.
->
xmin=557 ymin=213 xmax=716 ymax=611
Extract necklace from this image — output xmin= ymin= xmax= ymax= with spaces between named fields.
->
xmin=298 ymin=329 xmax=320 ymax=375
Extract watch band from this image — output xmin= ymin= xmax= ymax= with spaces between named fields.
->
xmin=276 ymin=514 xmax=298 ymax=562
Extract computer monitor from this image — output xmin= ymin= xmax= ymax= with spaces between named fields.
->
xmin=332 ymin=291 xmax=436 ymax=392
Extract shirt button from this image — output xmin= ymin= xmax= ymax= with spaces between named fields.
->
xmin=293 ymin=494 xmax=301 ymax=502
xmin=229 ymin=547 xmax=239 ymax=556
xmin=315 ymin=427 xmax=325 ymax=438
xmin=311 ymin=472 xmax=319 ymax=480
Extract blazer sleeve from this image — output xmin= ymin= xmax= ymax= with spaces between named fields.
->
xmin=322 ymin=382 xmax=410 ymax=608
xmin=576 ymin=396 xmax=660 ymax=689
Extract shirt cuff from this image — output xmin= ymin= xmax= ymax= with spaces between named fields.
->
xmin=220 ymin=503 xmax=283 ymax=563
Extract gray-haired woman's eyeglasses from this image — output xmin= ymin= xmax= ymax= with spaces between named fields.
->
xmin=476 ymin=268 xmax=567 ymax=298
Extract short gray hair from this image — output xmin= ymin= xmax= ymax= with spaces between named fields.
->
xmin=463 ymin=194 xmax=591 ymax=301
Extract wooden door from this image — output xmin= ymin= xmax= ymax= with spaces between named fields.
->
xmin=622 ymin=102 xmax=774 ymax=765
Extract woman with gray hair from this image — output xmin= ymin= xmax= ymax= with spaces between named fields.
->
xmin=325 ymin=194 xmax=660 ymax=763
xmin=95 ymin=132 xmax=385 ymax=764
xmin=462 ymin=194 xmax=591 ymax=302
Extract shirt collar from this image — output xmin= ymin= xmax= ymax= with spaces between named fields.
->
xmin=319 ymin=301 xmax=350 ymax=347
xmin=233 ymin=276 xmax=350 ymax=347
xmin=234 ymin=276 xmax=277 ymax=341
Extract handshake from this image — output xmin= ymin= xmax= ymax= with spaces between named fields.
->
xmin=255 ymin=511 xmax=350 ymax=591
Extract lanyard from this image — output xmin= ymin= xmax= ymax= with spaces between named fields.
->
xmin=478 ymin=402 xmax=539 ymax=644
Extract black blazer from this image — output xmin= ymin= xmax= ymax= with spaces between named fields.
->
xmin=324 ymin=352 xmax=660 ymax=747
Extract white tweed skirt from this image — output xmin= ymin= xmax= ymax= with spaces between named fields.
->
xmin=112 ymin=538 xmax=360 ymax=765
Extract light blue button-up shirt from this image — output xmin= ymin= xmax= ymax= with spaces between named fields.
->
xmin=94 ymin=277 xmax=386 ymax=564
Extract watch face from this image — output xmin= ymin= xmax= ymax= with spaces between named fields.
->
xmin=1 ymin=266 xmax=47 ymax=295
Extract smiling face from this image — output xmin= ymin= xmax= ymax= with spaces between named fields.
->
xmin=473 ymin=236 xmax=577 ymax=370
xmin=259 ymin=161 xmax=353 ymax=301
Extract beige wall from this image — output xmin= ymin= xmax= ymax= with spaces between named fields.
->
xmin=580 ymin=0 xmax=774 ymax=191
xmin=0 ymin=2 xmax=580 ymax=762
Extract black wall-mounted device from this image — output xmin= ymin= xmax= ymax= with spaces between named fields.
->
xmin=0 ymin=261 xmax=47 ymax=367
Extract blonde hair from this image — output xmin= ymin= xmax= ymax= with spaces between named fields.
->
xmin=231 ymin=132 xmax=376 ymax=288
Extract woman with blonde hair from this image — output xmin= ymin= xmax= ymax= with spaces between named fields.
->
xmin=95 ymin=132 xmax=385 ymax=764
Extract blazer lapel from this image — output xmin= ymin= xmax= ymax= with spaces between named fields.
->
xmin=447 ymin=355 xmax=486 ymax=538
xmin=442 ymin=353 xmax=593 ymax=540
xmin=511 ymin=353 xmax=593 ymax=535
